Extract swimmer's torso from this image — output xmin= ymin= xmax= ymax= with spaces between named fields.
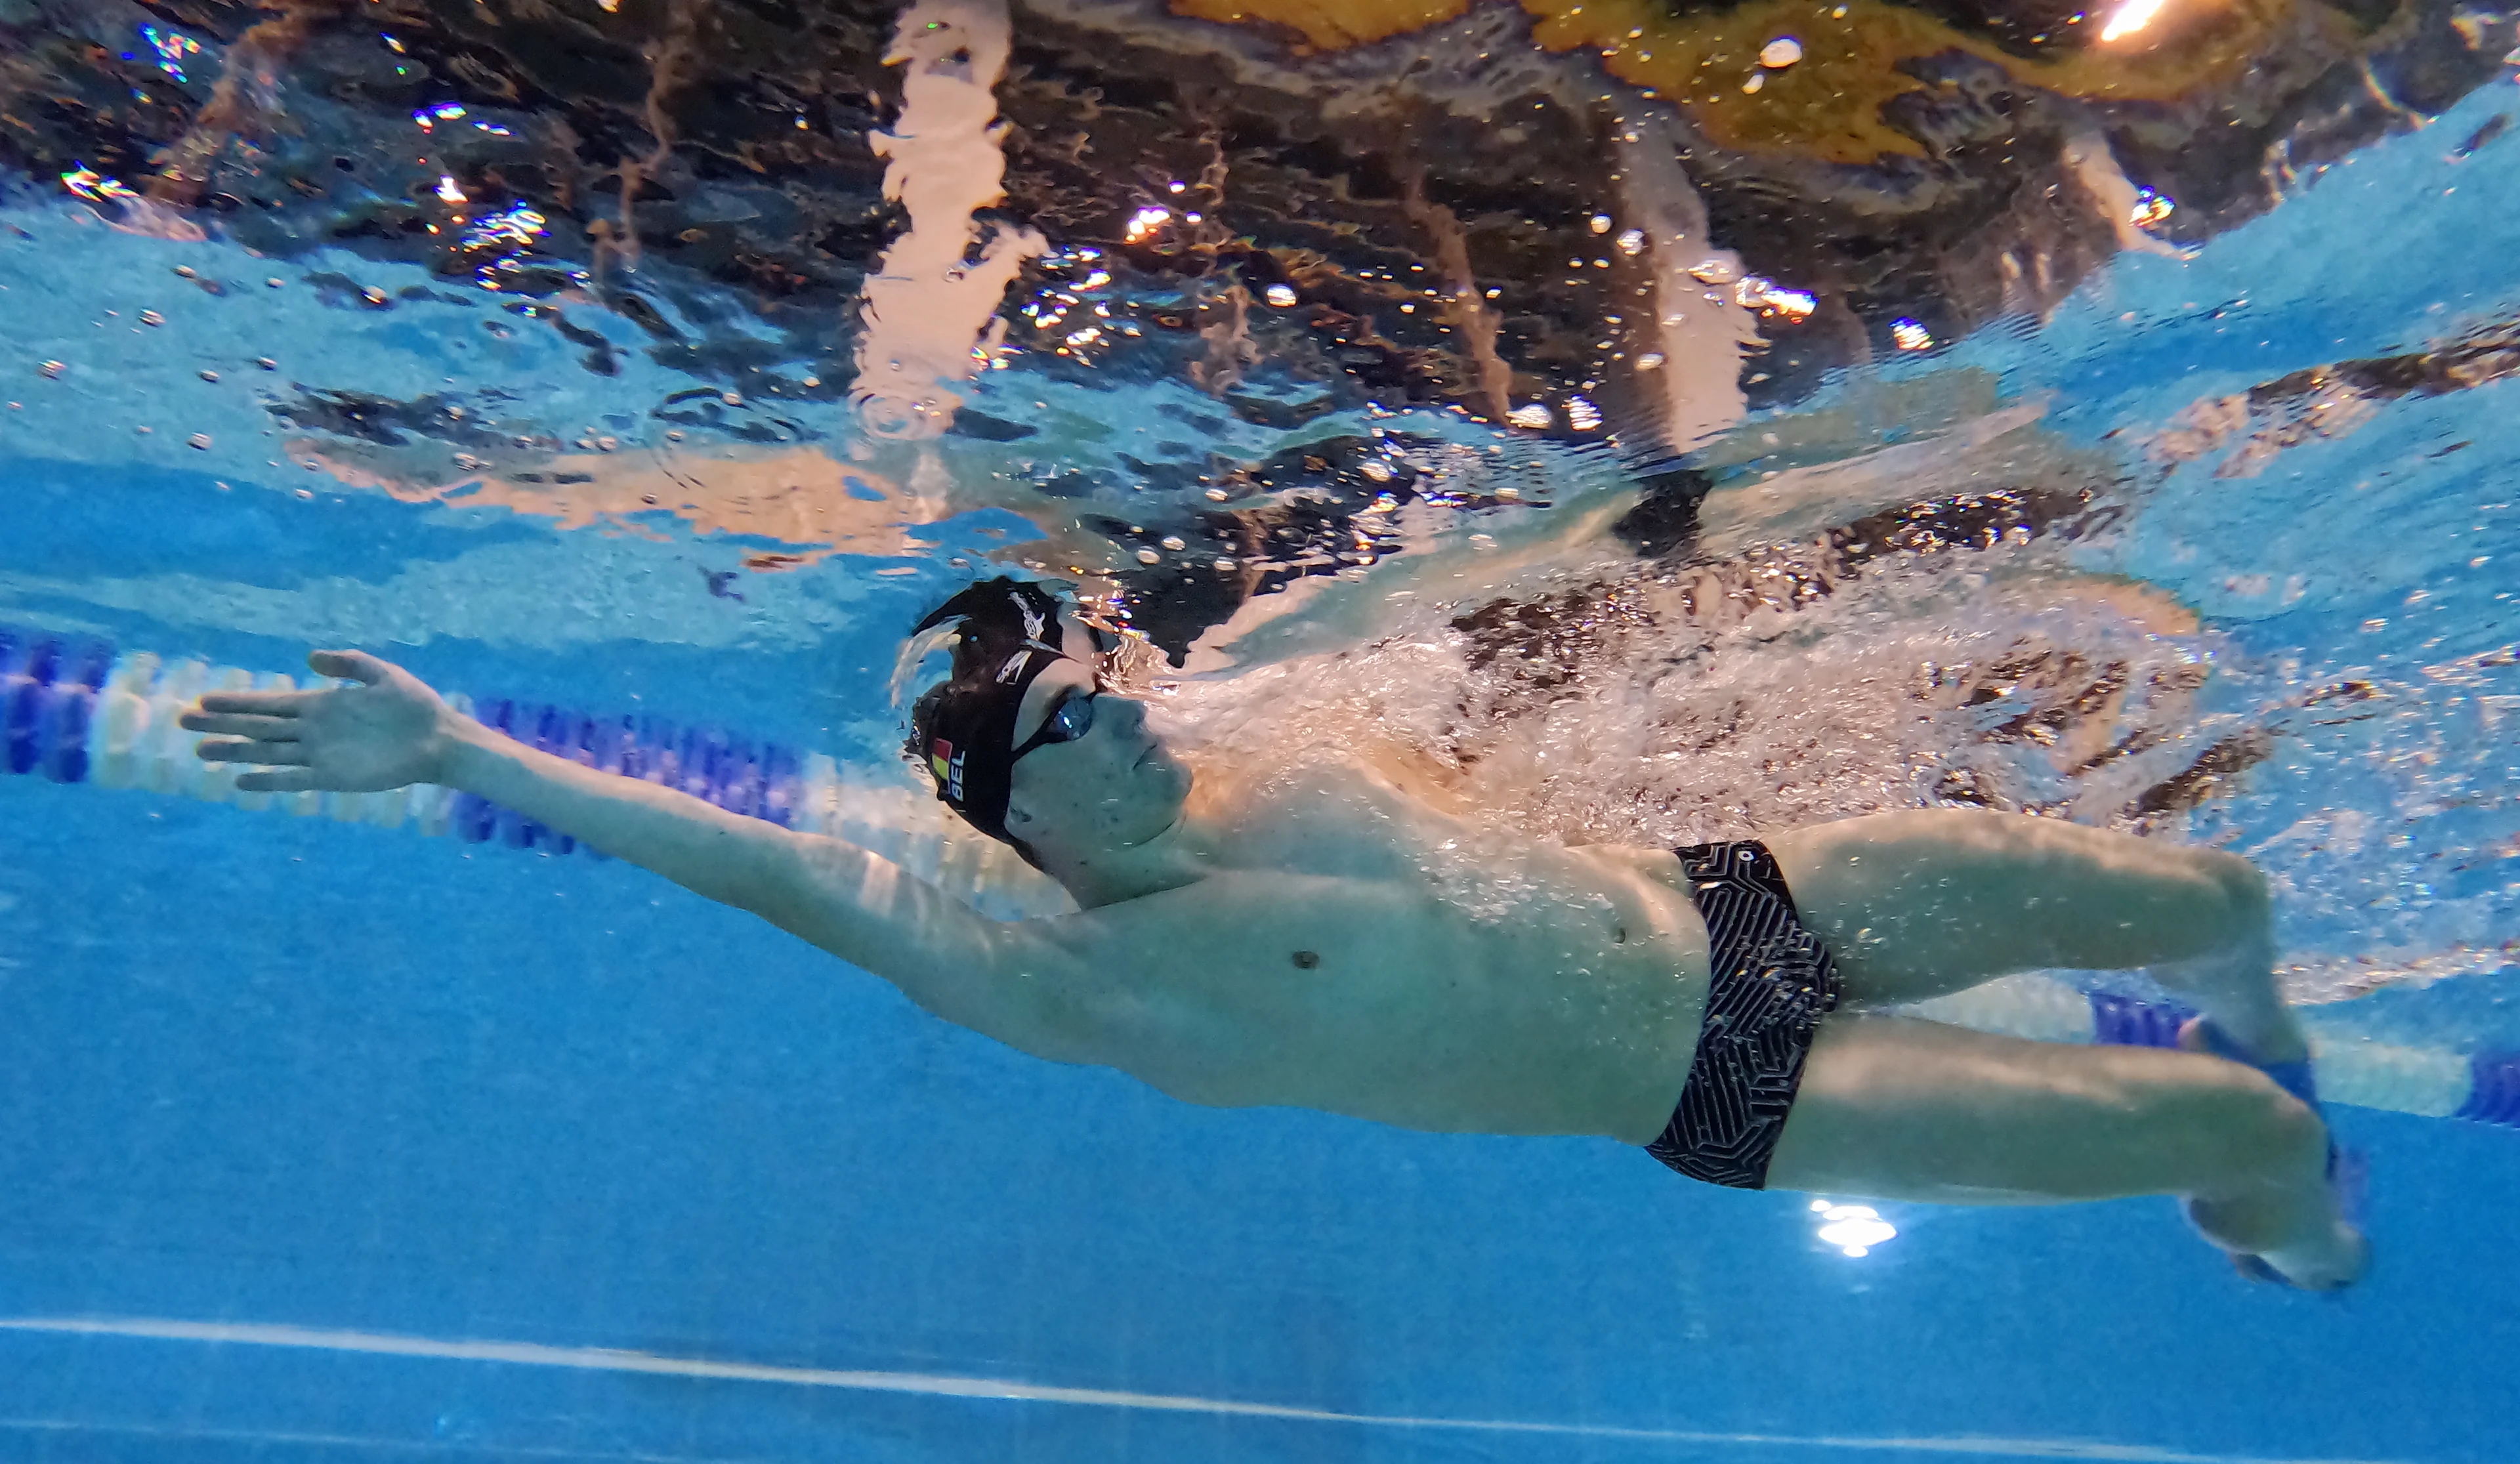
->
xmin=1038 ymin=761 xmax=1711 ymax=1142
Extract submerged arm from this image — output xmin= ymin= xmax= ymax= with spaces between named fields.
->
xmin=181 ymin=650 xmax=1113 ymax=1060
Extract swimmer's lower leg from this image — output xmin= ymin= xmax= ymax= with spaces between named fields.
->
xmin=1767 ymin=1016 xmax=2317 ymax=1205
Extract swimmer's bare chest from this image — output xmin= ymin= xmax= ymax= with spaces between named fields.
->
xmin=1045 ymin=764 xmax=1712 ymax=1142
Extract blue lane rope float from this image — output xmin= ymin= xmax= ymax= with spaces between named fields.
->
xmin=0 ymin=621 xmax=1070 ymax=922
xmin=3 ymin=620 xmax=2514 ymax=1126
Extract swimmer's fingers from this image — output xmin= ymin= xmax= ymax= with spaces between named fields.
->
xmin=180 ymin=710 xmax=299 ymax=742
xmin=232 ymin=768 xmax=320 ymax=795
xmin=194 ymin=738 xmax=310 ymax=766
xmin=188 ymin=689 xmax=320 ymax=719
xmin=306 ymin=648 xmax=392 ymax=684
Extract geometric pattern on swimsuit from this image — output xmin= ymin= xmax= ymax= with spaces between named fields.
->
xmin=1645 ymin=840 xmax=1845 ymax=1190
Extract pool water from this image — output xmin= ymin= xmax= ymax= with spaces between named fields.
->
xmin=3 ymin=0 xmax=2519 ymax=1459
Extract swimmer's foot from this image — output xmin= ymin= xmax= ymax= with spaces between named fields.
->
xmin=2178 ymin=1016 xmax=2370 ymax=1291
xmin=2202 ymin=1188 xmax=2368 ymax=1291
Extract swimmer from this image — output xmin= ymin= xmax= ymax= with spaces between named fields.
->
xmin=180 ymin=578 xmax=2365 ymax=1289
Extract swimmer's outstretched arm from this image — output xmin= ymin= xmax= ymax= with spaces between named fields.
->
xmin=180 ymin=650 xmax=1114 ymax=1061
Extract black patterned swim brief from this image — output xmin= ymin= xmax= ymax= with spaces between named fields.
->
xmin=1644 ymin=839 xmax=1843 ymax=1189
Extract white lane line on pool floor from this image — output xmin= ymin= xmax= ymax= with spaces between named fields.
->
xmin=0 ymin=1315 xmax=2401 ymax=1464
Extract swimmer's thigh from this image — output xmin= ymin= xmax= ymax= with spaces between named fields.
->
xmin=1763 ymin=1014 xmax=2315 ymax=1204
xmin=1763 ymin=808 xmax=2262 ymax=1005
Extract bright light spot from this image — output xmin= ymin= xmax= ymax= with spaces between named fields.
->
xmin=432 ymin=102 xmax=467 ymax=121
xmin=1742 ymin=72 xmax=1765 ymax=94
xmin=140 ymin=26 xmax=201 ymax=83
xmin=1589 ymin=213 xmax=1613 ymax=234
xmin=474 ymin=121 xmax=513 ymax=136
xmin=435 ymin=175 xmax=468 ymax=203
xmin=1065 ymin=326 xmax=1103 ymax=345
xmin=1566 ymin=396 xmax=1603 ymax=431
xmin=1731 ymin=276 xmax=1816 ymax=320
xmin=2099 ymin=0 xmax=2166 ymax=41
xmin=1615 ymin=227 xmax=1647 ymax=256
xmin=1760 ymin=36 xmax=1803 ymax=67
xmin=1891 ymin=318 xmax=1935 ymax=350
xmin=1167 ymin=180 xmax=1186 ymax=193
xmin=382 ymin=33 xmax=405 ymax=53
xmin=1081 ymin=270 xmax=1111 ymax=289
xmin=60 ymin=166 xmax=137 ymax=202
xmin=1265 ymin=283 xmax=1299 ymax=308
xmin=1507 ymin=402 xmax=1554 ymax=429
xmin=1636 ymin=351 xmax=1666 ymax=370
xmin=1124 ymin=205 xmax=1171 ymax=243
xmin=1764 ymin=287 xmax=1816 ymax=319
xmin=463 ymin=203 xmax=548 ymax=250
xmin=1815 ymin=1203 xmax=1898 ymax=1256
xmin=2130 ymin=188 xmax=2175 ymax=228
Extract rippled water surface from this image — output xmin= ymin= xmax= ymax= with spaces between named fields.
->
xmin=3 ymin=0 xmax=2518 ymax=1459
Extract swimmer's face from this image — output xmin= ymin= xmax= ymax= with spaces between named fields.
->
xmin=1004 ymin=637 xmax=1188 ymax=856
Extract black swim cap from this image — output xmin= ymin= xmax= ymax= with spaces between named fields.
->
xmin=905 ymin=578 xmax=1083 ymax=856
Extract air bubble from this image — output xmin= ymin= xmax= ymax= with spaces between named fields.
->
xmin=139 ymin=310 xmax=165 ymax=326
xmin=198 ymin=369 xmax=219 ymax=383
xmin=1264 ymin=284 xmax=1298 ymax=308
xmin=1160 ymin=535 xmax=1186 ymax=551
xmin=186 ymin=432 xmax=211 ymax=450
xmin=1136 ymin=547 xmax=1162 ymax=564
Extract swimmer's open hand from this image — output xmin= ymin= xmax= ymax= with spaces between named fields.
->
xmin=178 ymin=650 xmax=456 ymax=794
